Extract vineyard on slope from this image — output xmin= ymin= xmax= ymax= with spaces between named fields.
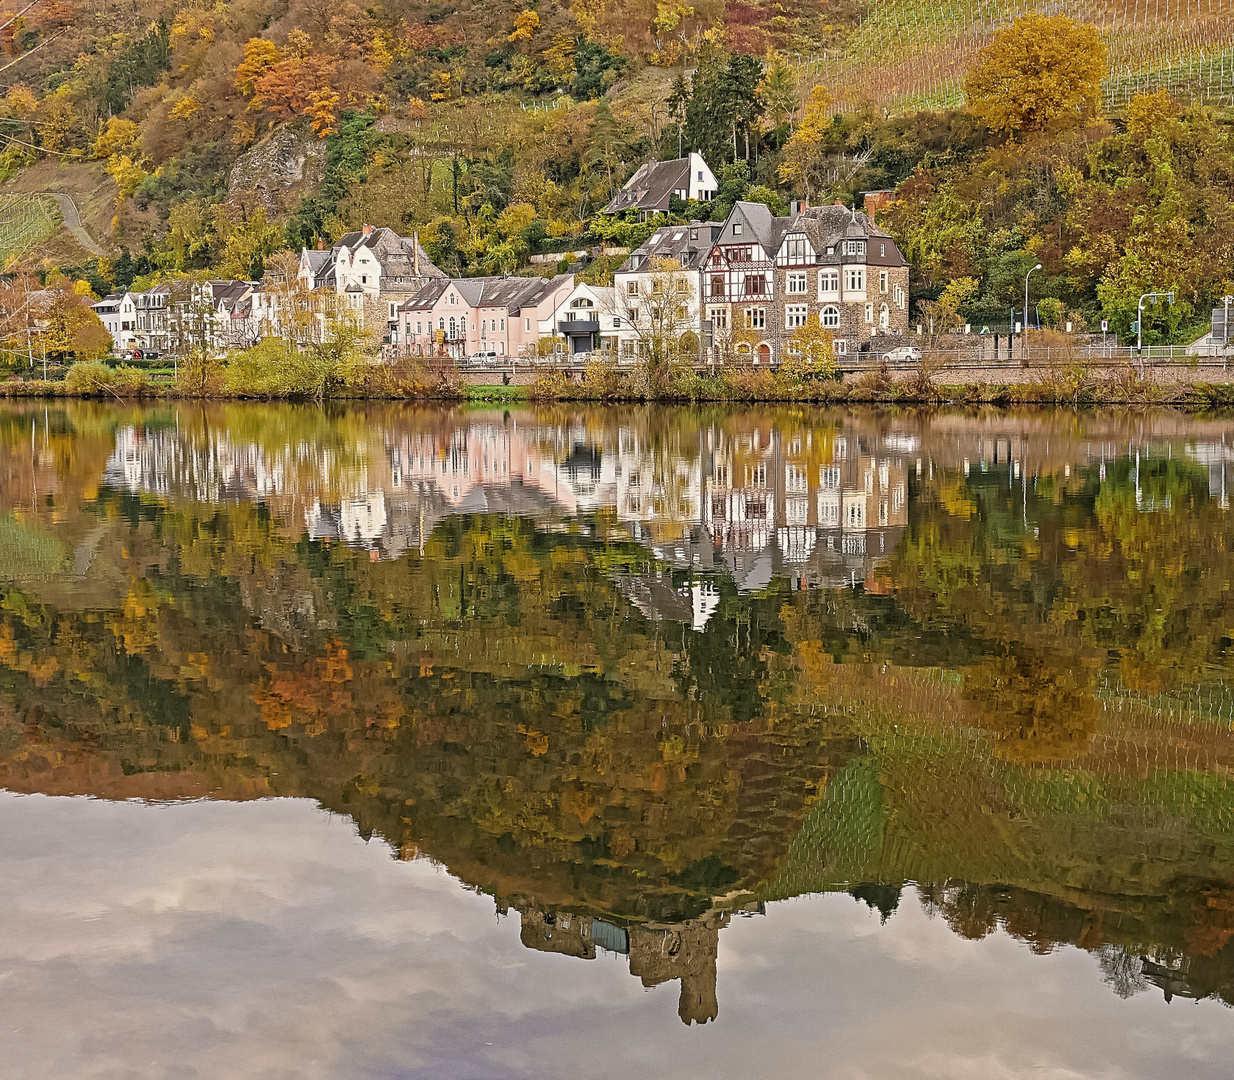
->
xmin=802 ymin=0 xmax=1234 ymax=113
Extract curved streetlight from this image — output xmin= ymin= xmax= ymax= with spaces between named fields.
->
xmin=1137 ymin=291 xmax=1176 ymax=355
xmin=1025 ymin=263 xmax=1043 ymax=333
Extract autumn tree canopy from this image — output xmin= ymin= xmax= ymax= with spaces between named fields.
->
xmin=965 ymin=14 xmax=1106 ymax=134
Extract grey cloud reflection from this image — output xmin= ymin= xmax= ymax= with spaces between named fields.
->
xmin=1 ymin=792 xmax=1232 ymax=1080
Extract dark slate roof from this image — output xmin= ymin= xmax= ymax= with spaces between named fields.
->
xmin=338 ymin=227 xmax=446 ymax=281
xmin=398 ymin=274 xmax=570 ymax=314
xmin=787 ymin=206 xmax=902 ymax=263
xmin=303 ymin=249 xmax=332 ymax=273
xmin=603 ymin=158 xmax=692 ymax=214
xmin=618 ymin=221 xmax=724 ymax=273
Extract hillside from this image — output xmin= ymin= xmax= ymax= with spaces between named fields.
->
xmin=0 ymin=0 xmax=1229 ymax=347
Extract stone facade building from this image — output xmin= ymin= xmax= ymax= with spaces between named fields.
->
xmin=772 ymin=203 xmax=910 ymax=359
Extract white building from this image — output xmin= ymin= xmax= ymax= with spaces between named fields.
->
xmin=603 ymin=154 xmax=719 ymax=219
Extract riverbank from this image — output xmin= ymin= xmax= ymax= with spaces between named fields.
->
xmin=7 ymin=357 xmax=1234 ymax=407
xmin=7 ymin=374 xmax=1234 ymax=407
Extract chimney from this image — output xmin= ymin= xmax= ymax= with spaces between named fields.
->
xmin=362 ymin=223 xmax=374 ymax=237
xmin=316 ymin=238 xmax=324 ymax=250
xmin=413 ymin=231 xmax=420 ymax=276
xmin=835 ymin=198 xmax=845 ymax=206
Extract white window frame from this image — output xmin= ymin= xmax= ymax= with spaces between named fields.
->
xmin=821 ymin=305 xmax=840 ymax=328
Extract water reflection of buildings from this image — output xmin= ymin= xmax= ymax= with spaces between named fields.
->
xmin=95 ymin=413 xmax=1234 ymax=624
xmin=516 ymin=903 xmax=752 ymax=1025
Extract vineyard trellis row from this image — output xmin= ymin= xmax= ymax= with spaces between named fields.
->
xmin=796 ymin=0 xmax=1234 ymax=115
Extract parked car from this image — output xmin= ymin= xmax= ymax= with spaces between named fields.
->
xmin=467 ymin=351 xmax=498 ymax=365
xmin=882 ymin=345 xmax=922 ymax=363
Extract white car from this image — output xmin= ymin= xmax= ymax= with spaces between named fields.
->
xmin=882 ymin=345 xmax=922 ymax=362
xmin=468 ymin=351 xmax=498 ymax=364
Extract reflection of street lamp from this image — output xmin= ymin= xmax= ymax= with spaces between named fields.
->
xmin=1024 ymin=263 xmax=1042 ymax=332
xmin=1137 ymin=290 xmax=1175 ymax=354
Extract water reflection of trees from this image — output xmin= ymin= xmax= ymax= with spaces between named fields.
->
xmin=4 ymin=403 xmax=1234 ymax=1019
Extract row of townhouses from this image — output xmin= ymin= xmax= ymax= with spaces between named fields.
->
xmin=93 ymin=183 xmax=908 ymax=367
xmin=92 ymin=280 xmax=275 ymax=356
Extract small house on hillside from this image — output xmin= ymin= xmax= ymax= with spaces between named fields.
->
xmin=603 ymin=153 xmax=717 ymax=219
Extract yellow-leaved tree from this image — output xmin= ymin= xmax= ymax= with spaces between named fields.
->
xmin=965 ymin=14 xmax=1106 ymax=135
xmin=778 ymin=85 xmax=832 ymax=200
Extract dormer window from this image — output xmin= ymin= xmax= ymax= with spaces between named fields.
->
xmin=783 ymin=236 xmax=807 ymax=261
xmin=733 ymin=222 xmax=743 ymax=236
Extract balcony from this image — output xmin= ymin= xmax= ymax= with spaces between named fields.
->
xmin=558 ymin=319 xmax=600 ymax=334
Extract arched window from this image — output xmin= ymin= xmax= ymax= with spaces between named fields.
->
xmin=879 ymin=304 xmax=889 ymax=330
xmin=821 ymin=305 xmax=840 ymax=328
xmin=438 ymin=317 xmax=445 ymax=330
xmin=448 ymin=317 xmax=457 ymax=338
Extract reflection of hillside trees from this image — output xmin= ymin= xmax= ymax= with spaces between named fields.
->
xmin=885 ymin=454 xmax=1233 ymax=760
xmin=7 ymin=404 xmax=1234 ymax=1012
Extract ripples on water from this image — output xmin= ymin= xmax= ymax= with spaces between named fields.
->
xmin=2 ymin=402 xmax=1234 ymax=1077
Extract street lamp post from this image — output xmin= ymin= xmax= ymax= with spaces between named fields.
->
xmin=1024 ymin=263 xmax=1042 ymax=334
xmin=1136 ymin=290 xmax=1176 ymax=355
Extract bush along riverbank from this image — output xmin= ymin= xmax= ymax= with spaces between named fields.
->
xmin=7 ymin=355 xmax=1234 ymax=408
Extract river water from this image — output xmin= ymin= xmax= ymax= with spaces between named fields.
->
xmin=2 ymin=402 xmax=1234 ymax=1078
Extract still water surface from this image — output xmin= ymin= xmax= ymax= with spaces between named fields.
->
xmin=2 ymin=402 xmax=1234 ymax=1077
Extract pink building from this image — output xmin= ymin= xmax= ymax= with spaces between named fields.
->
xmin=392 ymin=274 xmax=574 ymax=360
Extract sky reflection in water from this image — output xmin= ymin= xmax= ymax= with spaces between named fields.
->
xmin=3 ymin=792 xmax=1230 ymax=1080
xmin=2 ymin=402 xmax=1234 ymax=1077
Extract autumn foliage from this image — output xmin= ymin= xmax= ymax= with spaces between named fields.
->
xmin=965 ymin=13 xmax=1106 ymax=134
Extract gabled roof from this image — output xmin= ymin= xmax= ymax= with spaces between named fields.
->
xmin=725 ymin=200 xmax=780 ymax=250
xmin=785 ymin=206 xmax=902 ymax=263
xmin=402 ymin=274 xmax=570 ymax=315
xmin=398 ymin=279 xmax=451 ymax=313
xmin=302 ymin=249 xmax=332 ymax=273
xmin=332 ymin=227 xmax=445 ymax=281
xmin=603 ymin=157 xmax=693 ymax=215
xmin=618 ymin=221 xmax=723 ymax=274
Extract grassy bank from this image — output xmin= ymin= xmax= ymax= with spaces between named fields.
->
xmin=7 ymin=360 xmax=1234 ymax=408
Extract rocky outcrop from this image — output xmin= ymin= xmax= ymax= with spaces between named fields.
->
xmin=226 ymin=124 xmax=326 ymax=216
